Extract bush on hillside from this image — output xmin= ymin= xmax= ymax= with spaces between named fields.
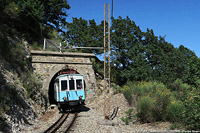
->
xmin=165 ymin=100 xmax=185 ymax=123
xmin=137 ymin=96 xmax=155 ymax=122
xmin=112 ymin=84 xmax=121 ymax=94
xmin=171 ymin=79 xmax=192 ymax=101
xmin=169 ymin=80 xmax=200 ymax=130
xmin=183 ymin=88 xmax=200 ymax=130
xmin=122 ymin=85 xmax=133 ymax=105
xmin=123 ymin=81 xmax=174 ymax=122
xmin=23 ymin=72 xmax=42 ymax=100
xmin=150 ymin=84 xmax=173 ymax=121
xmin=121 ymin=108 xmax=135 ymax=125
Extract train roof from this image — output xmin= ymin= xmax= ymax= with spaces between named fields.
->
xmin=55 ymin=74 xmax=84 ymax=80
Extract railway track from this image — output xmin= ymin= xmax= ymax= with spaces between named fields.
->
xmin=44 ymin=112 xmax=77 ymax=133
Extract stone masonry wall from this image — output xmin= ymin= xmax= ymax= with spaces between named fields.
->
xmin=31 ymin=50 xmax=97 ymax=105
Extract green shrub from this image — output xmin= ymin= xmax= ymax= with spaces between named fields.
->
xmin=122 ymin=80 xmax=200 ymax=129
xmin=170 ymin=123 xmax=184 ymax=130
xmin=132 ymin=81 xmax=167 ymax=97
xmin=132 ymin=81 xmax=153 ymax=97
xmin=93 ymin=58 xmax=104 ymax=80
xmin=121 ymin=117 xmax=130 ymax=125
xmin=170 ymin=80 xmax=200 ymax=130
xmin=121 ymin=108 xmax=135 ymax=125
xmin=195 ymin=79 xmax=200 ymax=88
xmin=165 ymin=101 xmax=185 ymax=123
xmin=183 ymin=91 xmax=200 ymax=130
xmin=125 ymin=108 xmax=134 ymax=119
xmin=137 ymin=96 xmax=155 ymax=122
xmin=130 ymin=81 xmax=173 ymax=122
xmin=122 ymin=86 xmax=133 ymax=105
xmin=171 ymin=79 xmax=192 ymax=101
xmin=151 ymin=86 xmax=173 ymax=121
xmin=23 ymin=72 xmax=42 ymax=99
xmin=112 ymin=84 xmax=121 ymax=94
xmin=0 ymin=90 xmax=10 ymax=112
xmin=31 ymin=42 xmax=42 ymax=50
xmin=0 ymin=86 xmax=22 ymax=112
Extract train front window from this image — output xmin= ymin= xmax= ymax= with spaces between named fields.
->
xmin=69 ymin=79 xmax=75 ymax=90
xmin=61 ymin=80 xmax=67 ymax=91
xmin=76 ymin=79 xmax=83 ymax=90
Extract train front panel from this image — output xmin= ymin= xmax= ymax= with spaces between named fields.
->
xmin=54 ymin=74 xmax=85 ymax=105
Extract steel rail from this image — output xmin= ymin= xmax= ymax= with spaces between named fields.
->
xmin=43 ymin=113 xmax=69 ymax=133
xmin=64 ymin=112 xmax=78 ymax=133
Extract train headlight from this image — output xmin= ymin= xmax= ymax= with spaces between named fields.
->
xmin=63 ymin=97 xmax=66 ymax=101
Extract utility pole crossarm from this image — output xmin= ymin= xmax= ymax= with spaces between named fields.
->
xmin=69 ymin=47 xmax=104 ymax=49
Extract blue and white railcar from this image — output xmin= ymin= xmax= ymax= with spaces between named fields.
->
xmin=54 ymin=73 xmax=85 ymax=109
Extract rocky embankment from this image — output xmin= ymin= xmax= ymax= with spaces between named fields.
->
xmin=0 ymin=46 xmax=47 ymax=133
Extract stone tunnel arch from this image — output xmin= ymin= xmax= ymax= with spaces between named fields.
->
xmin=31 ymin=50 xmax=97 ymax=106
xmin=43 ymin=65 xmax=66 ymax=105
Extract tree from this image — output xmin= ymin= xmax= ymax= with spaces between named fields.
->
xmin=0 ymin=0 xmax=70 ymax=43
xmin=143 ymin=29 xmax=178 ymax=85
xmin=111 ymin=16 xmax=150 ymax=84
xmin=64 ymin=17 xmax=103 ymax=54
xmin=62 ymin=16 xmax=200 ymax=88
xmin=110 ymin=16 xmax=200 ymax=87
xmin=176 ymin=45 xmax=200 ymax=87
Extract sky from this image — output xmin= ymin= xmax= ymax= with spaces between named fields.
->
xmin=67 ymin=0 xmax=200 ymax=57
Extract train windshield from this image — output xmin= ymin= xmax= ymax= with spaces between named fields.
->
xmin=61 ymin=80 xmax=68 ymax=91
xmin=76 ymin=79 xmax=83 ymax=90
xmin=69 ymin=79 xmax=75 ymax=90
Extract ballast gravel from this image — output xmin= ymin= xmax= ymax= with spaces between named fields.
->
xmin=21 ymin=93 xmax=184 ymax=133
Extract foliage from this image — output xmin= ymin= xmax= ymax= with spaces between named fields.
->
xmin=137 ymin=96 xmax=155 ymax=122
xmin=123 ymin=81 xmax=174 ymax=122
xmin=121 ymin=108 xmax=135 ymax=125
xmin=0 ymin=37 xmax=31 ymax=77
xmin=169 ymin=80 xmax=200 ymax=130
xmin=131 ymin=81 xmax=157 ymax=97
xmin=165 ymin=100 xmax=185 ymax=123
xmin=183 ymin=88 xmax=200 ymax=130
xmin=0 ymin=90 xmax=11 ymax=113
xmin=110 ymin=16 xmax=200 ymax=87
xmin=171 ymin=79 xmax=192 ymax=101
xmin=23 ymin=72 xmax=42 ymax=99
xmin=121 ymin=117 xmax=130 ymax=125
xmin=121 ymin=80 xmax=200 ymax=130
xmin=31 ymin=41 xmax=43 ymax=50
xmin=112 ymin=84 xmax=121 ymax=94
xmin=92 ymin=57 xmax=104 ymax=79
xmin=122 ymin=85 xmax=133 ymax=105
xmin=63 ymin=15 xmax=200 ymax=89
xmin=0 ymin=83 xmax=22 ymax=113
xmin=0 ymin=0 xmax=70 ymax=43
xmin=111 ymin=16 xmax=149 ymax=85
xmin=64 ymin=18 xmax=103 ymax=54
xmin=169 ymin=123 xmax=184 ymax=130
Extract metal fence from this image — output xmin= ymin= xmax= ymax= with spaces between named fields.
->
xmin=43 ymin=38 xmax=66 ymax=52
xmin=43 ymin=38 xmax=103 ymax=53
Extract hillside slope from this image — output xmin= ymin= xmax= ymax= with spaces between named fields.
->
xmin=0 ymin=41 xmax=47 ymax=132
